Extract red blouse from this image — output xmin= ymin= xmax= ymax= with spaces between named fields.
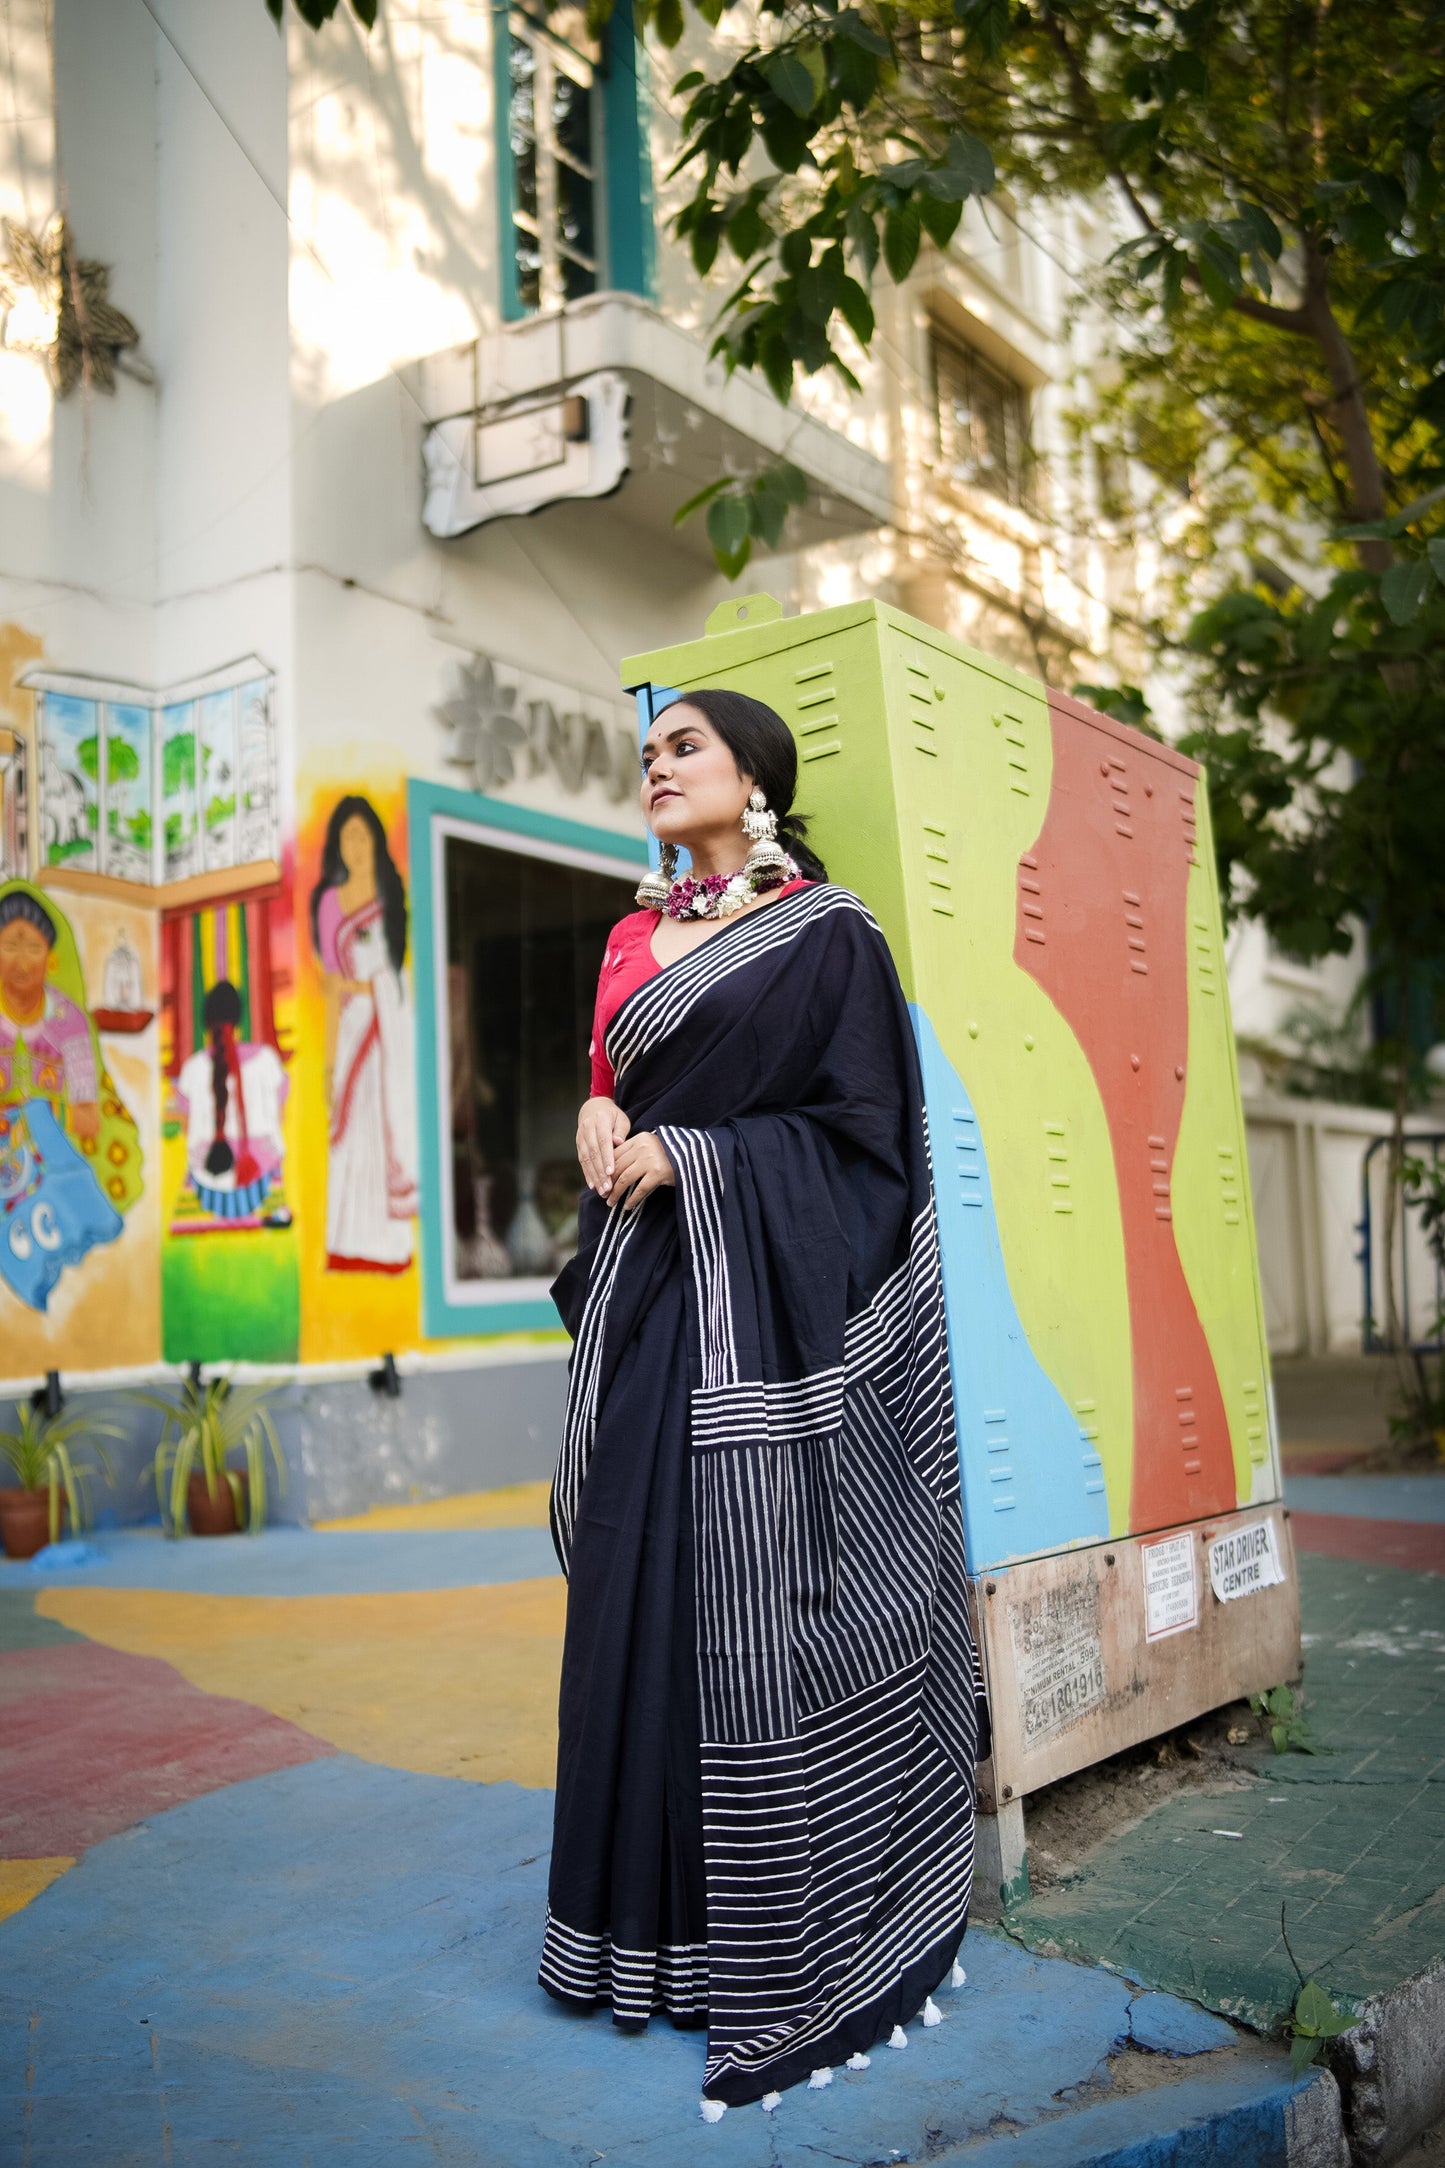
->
xmin=588 ymin=879 xmax=810 ymax=1099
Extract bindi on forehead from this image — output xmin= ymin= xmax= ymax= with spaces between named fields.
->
xmin=641 ymin=710 xmax=713 ymax=759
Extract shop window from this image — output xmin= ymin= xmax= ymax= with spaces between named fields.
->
xmin=932 ymin=328 xmax=1032 ymax=509
xmin=442 ymin=828 xmax=634 ymax=1288
xmin=29 ymin=664 xmax=277 ymax=888
xmin=506 ymin=10 xmax=598 ymax=313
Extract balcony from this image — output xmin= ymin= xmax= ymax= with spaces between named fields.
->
xmin=412 ymin=291 xmax=892 ymax=555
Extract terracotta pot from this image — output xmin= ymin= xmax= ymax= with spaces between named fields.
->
xmin=186 ymin=1470 xmax=249 ymax=1536
xmin=0 ymin=1488 xmax=62 ymax=1560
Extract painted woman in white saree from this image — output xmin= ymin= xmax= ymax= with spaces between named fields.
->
xmin=310 ymin=796 xmax=418 ymax=1274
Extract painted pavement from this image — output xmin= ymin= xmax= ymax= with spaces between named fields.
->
xmin=0 ymin=1486 xmax=1327 ymax=2165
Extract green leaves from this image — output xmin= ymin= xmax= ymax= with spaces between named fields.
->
xmin=0 ymin=1400 xmax=120 ymax=1522
xmin=928 ymin=131 xmax=996 ymax=202
xmin=1287 ymin=1980 xmax=1353 ymax=2075
xmin=1381 ymin=559 xmax=1434 ymax=626
xmin=676 ymin=464 xmax=809 ymax=575
xmin=765 ymin=50 xmax=820 ymax=117
xmin=883 ymin=200 xmax=923 ymax=282
xmin=1071 ymin=683 xmax=1159 ymax=737
xmin=1249 ymin=1684 xmax=1321 ymax=1756
xmin=137 ymin=1375 xmax=287 ymax=1537
xmin=951 ymin=0 xmax=1010 ymax=58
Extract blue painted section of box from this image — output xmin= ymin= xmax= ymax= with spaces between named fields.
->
xmin=912 ymin=1004 xmax=1110 ymax=1570
xmin=632 ymin=680 xmax=683 ymax=874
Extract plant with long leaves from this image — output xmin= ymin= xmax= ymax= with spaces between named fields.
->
xmin=0 ymin=1401 xmax=121 ymax=1547
xmin=135 ymin=1376 xmax=286 ymax=1538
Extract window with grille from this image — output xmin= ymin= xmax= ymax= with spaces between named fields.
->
xmin=932 ymin=330 xmax=1032 ymax=508
xmin=506 ymin=11 xmax=598 ymax=313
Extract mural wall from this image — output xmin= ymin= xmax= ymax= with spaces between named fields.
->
xmin=0 ymin=622 xmax=299 ymax=1380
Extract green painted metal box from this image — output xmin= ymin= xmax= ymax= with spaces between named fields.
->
xmin=623 ymin=594 xmax=1281 ymax=1585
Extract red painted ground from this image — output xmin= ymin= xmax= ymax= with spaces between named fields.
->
xmin=1019 ymin=695 xmax=1235 ymax=1531
xmin=1289 ymin=1512 xmax=1445 ymax=1575
xmin=0 ymin=1640 xmax=333 ymax=1857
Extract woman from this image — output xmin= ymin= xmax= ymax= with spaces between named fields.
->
xmin=310 ymin=796 xmax=418 ymax=1272
xmin=173 ymin=980 xmax=289 ymax=1227
xmin=541 ymin=689 xmax=986 ymax=2115
xmin=0 ymin=880 xmax=141 ymax=1311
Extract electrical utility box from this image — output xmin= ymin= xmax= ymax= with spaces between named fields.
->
xmin=622 ymin=593 xmax=1301 ymax=1821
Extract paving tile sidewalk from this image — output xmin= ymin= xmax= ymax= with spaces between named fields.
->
xmin=1004 ymin=1552 xmax=1445 ymax=2032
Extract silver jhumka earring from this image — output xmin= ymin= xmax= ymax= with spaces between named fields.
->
xmin=741 ymin=788 xmax=787 ymax=881
xmin=635 ymin=840 xmax=678 ymax=909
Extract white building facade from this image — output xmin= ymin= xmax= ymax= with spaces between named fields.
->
xmin=0 ymin=0 xmax=1387 ymax=1510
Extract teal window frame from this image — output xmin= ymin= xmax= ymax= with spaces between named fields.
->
xmin=495 ymin=2 xmax=656 ymax=322
xmin=409 ymin=776 xmax=648 ymax=1340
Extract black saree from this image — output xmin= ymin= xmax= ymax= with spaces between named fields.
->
xmin=540 ymin=883 xmax=985 ymax=2107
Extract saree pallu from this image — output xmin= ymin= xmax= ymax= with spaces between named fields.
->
xmin=541 ymin=884 xmax=984 ymax=2107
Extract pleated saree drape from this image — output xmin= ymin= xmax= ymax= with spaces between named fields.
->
xmin=541 ymin=884 xmax=985 ymax=2106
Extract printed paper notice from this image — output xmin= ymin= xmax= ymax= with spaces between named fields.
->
xmin=1141 ymin=1531 xmax=1198 ymax=1641
xmin=1009 ymin=1580 xmax=1106 ymax=1748
xmin=1208 ymin=1517 xmax=1287 ymax=1603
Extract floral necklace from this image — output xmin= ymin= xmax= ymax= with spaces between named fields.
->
xmin=662 ymin=856 xmax=800 ymax=921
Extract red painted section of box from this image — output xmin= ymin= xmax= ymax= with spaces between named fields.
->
xmin=0 ymin=1640 xmax=333 ymax=1857
xmin=1289 ymin=1512 xmax=1445 ymax=1575
xmin=1018 ymin=694 xmax=1235 ymax=1532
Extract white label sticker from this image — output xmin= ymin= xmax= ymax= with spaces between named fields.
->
xmin=1141 ymin=1531 xmax=1198 ymax=1641
xmin=1209 ymin=1517 xmax=1287 ymax=1603
xmin=1009 ymin=1580 xmax=1107 ymax=1747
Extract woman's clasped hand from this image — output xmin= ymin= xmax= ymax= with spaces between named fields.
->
xmin=575 ymin=1094 xmax=674 ymax=1208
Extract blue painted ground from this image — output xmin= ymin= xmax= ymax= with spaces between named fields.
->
xmin=0 ymin=1525 xmax=561 ymax=1596
xmin=1 ymin=1754 xmax=1321 ymax=2166
xmin=1283 ymin=1472 xmax=1445 ymax=1522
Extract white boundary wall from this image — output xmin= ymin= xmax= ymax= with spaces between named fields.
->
xmin=1244 ymin=1092 xmax=1443 ymax=1357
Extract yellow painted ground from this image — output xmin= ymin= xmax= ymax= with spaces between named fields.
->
xmin=313 ymin=1481 xmax=551 ymax=1532
xmin=39 ymin=1580 xmax=566 ymax=1789
xmin=0 ymin=1857 xmax=74 ymax=1924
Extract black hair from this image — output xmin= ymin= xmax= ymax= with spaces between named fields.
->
xmin=0 ymin=890 xmax=58 ymax=945
xmin=656 ymin=688 xmax=829 ymax=883
xmin=202 ymin=979 xmax=243 ymax=1178
xmin=309 ymin=795 xmax=408 ymax=975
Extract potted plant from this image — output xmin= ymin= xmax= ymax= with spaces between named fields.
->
xmin=0 ymin=1401 xmax=121 ymax=1559
xmin=134 ymin=1375 xmax=286 ymax=1537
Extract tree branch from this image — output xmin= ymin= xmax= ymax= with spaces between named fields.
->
xmin=1228 ymin=290 xmax=1313 ymax=336
xmin=1035 ymin=12 xmax=1163 ymax=238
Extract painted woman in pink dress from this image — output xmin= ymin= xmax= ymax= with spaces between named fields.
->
xmin=309 ymin=796 xmax=418 ymax=1273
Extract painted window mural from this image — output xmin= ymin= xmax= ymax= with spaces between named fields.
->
xmin=31 ymin=662 xmax=278 ymax=888
xmin=310 ymin=797 xmax=418 ymax=1275
xmin=0 ymin=880 xmax=143 ymax=1312
xmin=163 ymin=898 xmax=290 ymax=1233
xmin=441 ymin=830 xmax=633 ymax=1289
xmin=159 ymin=883 xmax=300 ymax=1364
